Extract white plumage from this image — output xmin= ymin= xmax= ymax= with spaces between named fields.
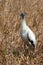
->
xmin=20 ymin=13 xmax=37 ymax=48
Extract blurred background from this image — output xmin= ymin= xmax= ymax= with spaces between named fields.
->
xmin=0 ymin=0 xmax=43 ymax=65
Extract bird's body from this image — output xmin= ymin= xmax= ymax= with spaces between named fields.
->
xmin=20 ymin=13 xmax=36 ymax=48
xmin=20 ymin=19 xmax=28 ymax=40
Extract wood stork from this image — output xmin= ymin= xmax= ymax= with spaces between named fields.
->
xmin=20 ymin=13 xmax=37 ymax=50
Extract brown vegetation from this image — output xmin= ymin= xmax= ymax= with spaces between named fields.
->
xmin=0 ymin=0 xmax=43 ymax=65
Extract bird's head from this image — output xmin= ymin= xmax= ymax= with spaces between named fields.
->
xmin=20 ymin=13 xmax=25 ymax=19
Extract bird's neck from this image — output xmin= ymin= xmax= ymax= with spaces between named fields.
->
xmin=21 ymin=18 xmax=26 ymax=28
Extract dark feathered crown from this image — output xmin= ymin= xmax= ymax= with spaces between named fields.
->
xmin=20 ymin=13 xmax=25 ymax=19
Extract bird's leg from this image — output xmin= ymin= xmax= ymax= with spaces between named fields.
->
xmin=24 ymin=43 xmax=26 ymax=56
xmin=24 ymin=43 xmax=28 ymax=56
xmin=29 ymin=51 xmax=32 ymax=65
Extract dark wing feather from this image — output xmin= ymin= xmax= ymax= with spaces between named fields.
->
xmin=27 ymin=33 xmax=35 ymax=47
